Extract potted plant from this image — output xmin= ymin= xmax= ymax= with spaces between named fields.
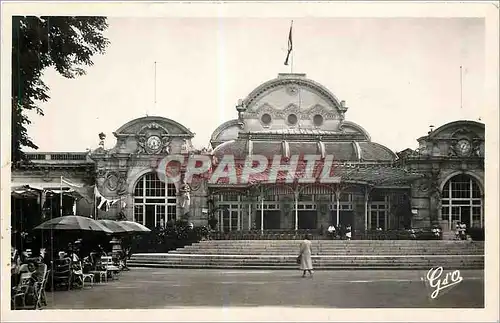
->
xmin=208 ymin=216 xmax=218 ymax=230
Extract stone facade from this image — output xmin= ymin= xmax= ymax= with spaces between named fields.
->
xmin=10 ymin=75 xmax=485 ymax=234
xmin=397 ymin=121 xmax=485 ymax=231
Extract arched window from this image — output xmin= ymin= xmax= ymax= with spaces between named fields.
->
xmin=441 ymin=174 xmax=483 ymax=229
xmin=133 ymin=172 xmax=177 ymax=228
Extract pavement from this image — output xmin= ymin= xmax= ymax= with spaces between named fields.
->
xmin=42 ymin=268 xmax=484 ymax=309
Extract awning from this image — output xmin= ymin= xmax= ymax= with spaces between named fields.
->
xmin=10 ymin=183 xmax=88 ymax=200
xmin=11 ymin=185 xmax=42 ymax=198
xmin=206 ymin=160 xmax=424 ymax=186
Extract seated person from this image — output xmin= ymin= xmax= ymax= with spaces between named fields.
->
xmin=12 ymin=262 xmax=44 ymax=307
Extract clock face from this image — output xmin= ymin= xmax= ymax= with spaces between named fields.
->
xmin=457 ymin=139 xmax=471 ymax=156
xmin=146 ymin=135 xmax=162 ymax=151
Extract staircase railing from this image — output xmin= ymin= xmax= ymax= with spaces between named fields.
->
xmin=207 ymin=228 xmax=444 ymax=240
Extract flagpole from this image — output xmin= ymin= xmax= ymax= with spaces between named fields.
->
xmin=460 ymin=65 xmax=463 ymax=109
xmin=290 ymin=20 xmax=294 ymax=73
xmin=94 ymin=186 xmax=98 ymax=220
xmin=60 ymin=176 xmax=63 ymax=217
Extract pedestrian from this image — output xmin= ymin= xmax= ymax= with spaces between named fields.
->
xmin=459 ymin=222 xmax=467 ymax=240
xmin=298 ymin=234 xmax=313 ymax=278
xmin=345 ymin=224 xmax=352 ymax=240
xmin=327 ymin=225 xmax=336 ymax=240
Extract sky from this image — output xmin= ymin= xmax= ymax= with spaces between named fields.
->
xmin=25 ymin=17 xmax=485 ymax=153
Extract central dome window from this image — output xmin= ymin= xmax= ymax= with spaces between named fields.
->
xmin=313 ymin=114 xmax=324 ymax=126
xmin=261 ymin=113 xmax=272 ymax=125
xmin=287 ymin=114 xmax=298 ymax=125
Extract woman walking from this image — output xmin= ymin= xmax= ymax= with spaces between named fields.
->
xmin=298 ymin=234 xmax=313 ymax=278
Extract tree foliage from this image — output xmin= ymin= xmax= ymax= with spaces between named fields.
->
xmin=11 ymin=16 xmax=109 ymax=165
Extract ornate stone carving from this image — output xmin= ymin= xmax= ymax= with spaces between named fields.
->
xmin=283 ymin=103 xmax=300 ymax=115
xmin=245 ymin=78 xmax=345 ymax=113
xmin=302 ymin=104 xmax=339 ymax=120
xmin=96 ymin=169 xmax=107 ymax=178
xmin=105 ymin=173 xmax=119 ymax=191
xmin=135 ymin=122 xmax=171 ymax=155
xmin=472 ymin=138 xmax=483 ymax=157
xmin=161 ymin=137 xmax=171 ymax=154
xmin=286 ymin=85 xmax=299 ymax=96
xmin=116 ymin=171 xmax=127 ymax=195
xmin=179 ymin=181 xmax=191 ymax=215
xmin=42 ymin=169 xmax=51 ymax=182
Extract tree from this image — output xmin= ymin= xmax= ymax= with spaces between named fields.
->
xmin=11 ymin=16 xmax=110 ymax=165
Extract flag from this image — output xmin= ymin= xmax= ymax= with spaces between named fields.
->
xmin=61 ymin=177 xmax=83 ymax=188
xmin=61 ymin=177 xmax=94 ymax=203
xmin=284 ymin=21 xmax=293 ymax=66
xmin=94 ymin=186 xmax=123 ymax=212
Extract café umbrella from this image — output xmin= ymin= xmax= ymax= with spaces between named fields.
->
xmin=34 ymin=215 xmax=113 ymax=234
xmin=97 ymin=219 xmax=135 ymax=234
xmin=119 ymin=221 xmax=151 ymax=233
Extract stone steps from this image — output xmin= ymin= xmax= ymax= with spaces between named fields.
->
xmin=129 ymin=256 xmax=483 ymax=269
xmin=129 ymin=240 xmax=484 ymax=270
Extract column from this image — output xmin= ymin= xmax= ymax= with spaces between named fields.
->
xmin=237 ymin=206 xmax=241 ymax=231
xmin=364 ymin=187 xmax=369 ymax=231
xmin=294 ymin=191 xmax=299 ymax=231
xmin=260 ymin=196 xmax=264 ymax=234
xmin=40 ymin=191 xmax=47 ymax=220
xmin=248 ymin=203 xmax=251 ymax=230
xmin=335 ymin=189 xmax=341 ymax=226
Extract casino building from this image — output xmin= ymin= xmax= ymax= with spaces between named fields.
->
xmin=11 ymin=73 xmax=485 ymax=236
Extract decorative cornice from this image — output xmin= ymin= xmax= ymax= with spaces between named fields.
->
xmin=238 ymin=132 xmax=367 ymax=141
xmin=243 ymin=77 xmax=346 ymax=116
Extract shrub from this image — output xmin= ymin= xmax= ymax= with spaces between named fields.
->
xmin=467 ymin=227 xmax=484 ymax=241
xmin=135 ymin=224 xmax=209 ymax=253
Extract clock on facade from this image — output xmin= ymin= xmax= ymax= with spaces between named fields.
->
xmin=146 ymin=135 xmax=162 ymax=151
xmin=456 ymin=139 xmax=471 ymax=156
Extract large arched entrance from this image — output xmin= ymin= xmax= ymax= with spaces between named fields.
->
xmin=441 ymin=174 xmax=483 ymax=230
xmin=133 ymin=172 xmax=177 ymax=228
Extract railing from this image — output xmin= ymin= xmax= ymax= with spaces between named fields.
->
xmin=25 ymin=152 xmax=89 ymax=161
xmin=209 ymin=229 xmax=327 ymax=240
xmin=206 ymin=228 xmax=443 ymax=240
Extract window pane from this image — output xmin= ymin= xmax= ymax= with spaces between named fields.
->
xmin=146 ymin=198 xmax=165 ymax=204
xmin=167 ymin=205 xmax=176 ymax=221
xmin=339 ymin=193 xmax=351 ymax=202
xmin=134 ymin=205 xmax=144 ymax=224
xmin=371 ymin=194 xmax=385 ymax=202
xmin=441 ymin=206 xmax=449 ymax=220
xmin=451 ymin=207 xmax=460 ymax=221
xmin=225 ymin=195 xmax=238 ymax=202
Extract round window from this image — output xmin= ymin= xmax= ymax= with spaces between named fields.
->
xmin=287 ymin=114 xmax=298 ymax=125
xmin=261 ymin=113 xmax=272 ymax=125
xmin=313 ymin=114 xmax=324 ymax=126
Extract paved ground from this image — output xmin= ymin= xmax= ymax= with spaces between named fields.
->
xmin=44 ymin=268 xmax=484 ymax=309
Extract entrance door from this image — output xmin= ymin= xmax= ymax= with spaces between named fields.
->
xmin=145 ymin=205 xmax=155 ymax=228
xmin=460 ymin=206 xmax=471 ymax=228
xmin=219 ymin=208 xmax=242 ymax=232
xmin=339 ymin=211 xmax=354 ymax=228
xmin=264 ymin=211 xmax=281 ymax=229
xmin=298 ymin=211 xmax=317 ymax=229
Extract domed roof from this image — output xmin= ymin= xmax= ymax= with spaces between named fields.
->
xmin=213 ymin=139 xmax=396 ymax=162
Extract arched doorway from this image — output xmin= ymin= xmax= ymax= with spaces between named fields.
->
xmin=133 ymin=172 xmax=177 ymax=228
xmin=441 ymin=174 xmax=483 ymax=230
